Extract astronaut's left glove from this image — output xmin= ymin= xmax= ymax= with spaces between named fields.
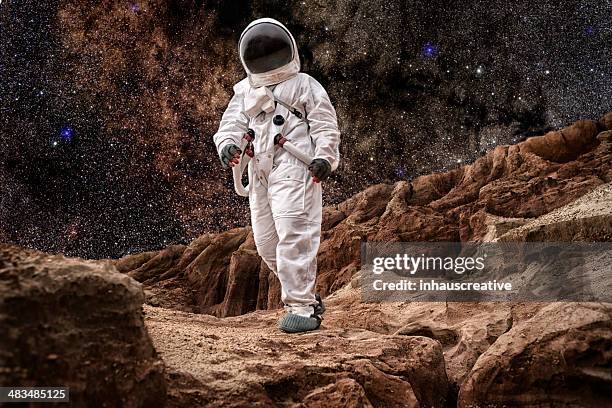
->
xmin=308 ymin=158 xmax=332 ymax=183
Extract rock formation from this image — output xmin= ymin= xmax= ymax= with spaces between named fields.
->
xmin=458 ymin=302 xmax=612 ymax=407
xmin=1 ymin=113 xmax=611 ymax=407
xmin=118 ymin=113 xmax=612 ymax=317
xmin=124 ymin=112 xmax=612 ymax=406
xmin=0 ymin=245 xmax=166 ymax=407
xmin=147 ymin=306 xmax=450 ymax=407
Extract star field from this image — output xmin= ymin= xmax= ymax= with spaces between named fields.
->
xmin=0 ymin=0 xmax=610 ymax=258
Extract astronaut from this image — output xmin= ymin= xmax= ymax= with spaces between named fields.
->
xmin=213 ymin=18 xmax=340 ymax=333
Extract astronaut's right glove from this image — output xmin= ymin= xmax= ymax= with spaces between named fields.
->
xmin=308 ymin=158 xmax=332 ymax=183
xmin=220 ymin=144 xmax=242 ymax=169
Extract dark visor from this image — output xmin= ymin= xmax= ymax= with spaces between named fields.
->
xmin=240 ymin=23 xmax=293 ymax=74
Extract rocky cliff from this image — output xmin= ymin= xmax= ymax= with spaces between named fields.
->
xmin=118 ymin=113 xmax=612 ymax=316
xmin=1 ymin=113 xmax=611 ymax=407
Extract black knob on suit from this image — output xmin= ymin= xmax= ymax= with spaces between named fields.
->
xmin=273 ymin=115 xmax=285 ymax=126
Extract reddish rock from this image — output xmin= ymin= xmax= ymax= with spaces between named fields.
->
xmin=128 ymin=244 xmax=186 ymax=282
xmin=120 ymin=227 xmax=286 ymax=317
xmin=520 ymin=119 xmax=599 ymax=162
xmin=500 ymin=183 xmax=612 ymax=242
xmin=302 ymin=378 xmax=373 ymax=408
xmin=256 ymin=260 xmax=271 ymax=310
xmin=443 ymin=308 xmax=513 ymax=388
xmin=406 ymin=168 xmax=465 ymax=206
xmin=150 ymin=234 xmax=215 ymax=284
xmin=599 ymin=111 xmax=612 ymax=130
xmin=115 ymin=114 xmax=611 ymax=317
xmin=467 ymin=209 xmax=527 ymax=242
xmin=145 ymin=306 xmax=450 ymax=407
xmin=0 ymin=245 xmax=166 ymax=407
xmin=215 ymin=247 xmax=261 ymax=317
xmin=458 ymin=303 xmax=612 ymax=407
xmin=265 ymin=262 xmax=283 ymax=309
xmin=322 ymin=206 xmax=347 ymax=231
xmin=345 ymin=359 xmax=418 ymax=408
xmin=184 ymin=228 xmax=248 ymax=314
xmin=114 ymin=250 xmax=158 ymax=273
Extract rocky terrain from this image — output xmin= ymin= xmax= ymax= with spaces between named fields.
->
xmin=117 ymin=113 xmax=612 ymax=316
xmin=0 ymin=246 xmax=166 ymax=407
xmin=1 ymin=113 xmax=611 ymax=407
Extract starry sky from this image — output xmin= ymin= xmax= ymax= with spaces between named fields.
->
xmin=1 ymin=0 xmax=610 ymax=258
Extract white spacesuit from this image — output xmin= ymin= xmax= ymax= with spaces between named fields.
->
xmin=213 ymin=18 xmax=340 ymax=332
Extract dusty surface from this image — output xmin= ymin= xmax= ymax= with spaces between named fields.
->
xmin=145 ymin=305 xmax=449 ymax=407
xmin=500 ymin=182 xmax=612 ymax=241
xmin=145 ymin=289 xmax=612 ymax=406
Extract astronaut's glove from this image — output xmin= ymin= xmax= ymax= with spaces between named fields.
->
xmin=220 ymin=144 xmax=242 ymax=169
xmin=308 ymin=158 xmax=332 ymax=183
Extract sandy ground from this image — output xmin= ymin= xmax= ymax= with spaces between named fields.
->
xmin=512 ymin=182 xmax=611 ymax=229
xmin=143 ymin=302 xmax=449 ymax=406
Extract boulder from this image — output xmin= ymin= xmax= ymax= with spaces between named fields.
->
xmin=600 ymin=112 xmax=612 ymax=130
xmin=0 ymin=245 xmax=166 ymax=407
xmin=458 ymin=303 xmax=612 ymax=407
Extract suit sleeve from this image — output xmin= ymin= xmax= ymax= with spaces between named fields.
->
xmin=304 ymin=76 xmax=341 ymax=171
xmin=213 ymin=83 xmax=247 ymax=155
